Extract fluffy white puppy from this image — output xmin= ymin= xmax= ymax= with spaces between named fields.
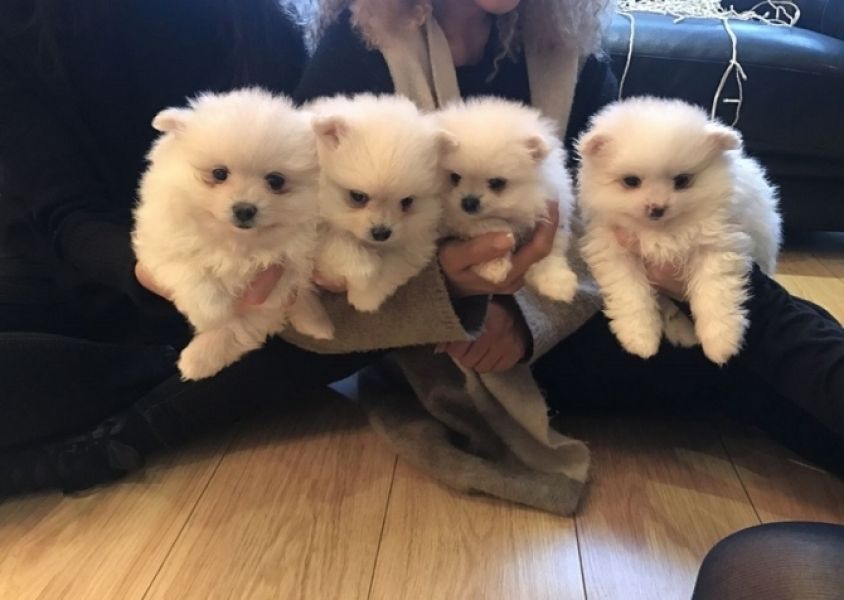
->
xmin=309 ymin=94 xmax=446 ymax=312
xmin=577 ymin=97 xmax=781 ymax=365
xmin=436 ymin=97 xmax=578 ymax=302
xmin=437 ymin=98 xmax=577 ymax=302
xmin=133 ymin=88 xmax=333 ymax=381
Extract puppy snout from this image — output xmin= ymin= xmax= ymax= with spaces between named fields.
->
xmin=647 ymin=204 xmax=667 ymax=221
xmin=232 ymin=202 xmax=258 ymax=228
xmin=461 ymin=195 xmax=481 ymax=214
xmin=370 ymin=225 xmax=392 ymax=242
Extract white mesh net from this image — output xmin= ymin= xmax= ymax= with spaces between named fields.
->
xmin=616 ymin=1 xmax=800 ymax=24
xmin=615 ymin=1 xmax=801 ymax=125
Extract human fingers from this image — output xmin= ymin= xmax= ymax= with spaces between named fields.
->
xmin=457 ymin=336 xmax=494 ymax=370
xmin=439 ymin=232 xmax=515 ymax=272
xmin=508 ymin=202 xmax=559 ymax=277
xmin=240 ymin=264 xmax=284 ymax=306
xmin=488 ymin=349 xmax=521 ymax=372
xmin=613 ymin=226 xmax=640 ymax=255
xmin=475 ymin=346 xmax=505 ymax=373
xmin=444 ymin=340 xmax=472 ymax=362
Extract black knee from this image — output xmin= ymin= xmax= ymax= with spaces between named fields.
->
xmin=693 ymin=522 xmax=844 ymax=600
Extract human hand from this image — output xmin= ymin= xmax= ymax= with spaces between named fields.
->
xmin=438 ymin=296 xmax=530 ymax=373
xmin=613 ymin=227 xmax=686 ymax=300
xmin=134 ymin=262 xmax=290 ymax=310
xmin=439 ymin=202 xmax=560 ymax=298
xmin=135 ymin=262 xmax=173 ymax=300
xmin=234 ymin=264 xmax=288 ymax=310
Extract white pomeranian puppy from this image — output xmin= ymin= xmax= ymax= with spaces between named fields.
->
xmin=133 ymin=88 xmax=333 ymax=381
xmin=436 ymin=97 xmax=578 ymax=302
xmin=309 ymin=94 xmax=446 ymax=312
xmin=577 ymin=97 xmax=781 ymax=365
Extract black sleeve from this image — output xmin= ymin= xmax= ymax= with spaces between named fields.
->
xmin=0 ymin=57 xmax=172 ymax=318
xmin=564 ymin=54 xmax=619 ymax=158
xmin=294 ymin=11 xmax=395 ymax=104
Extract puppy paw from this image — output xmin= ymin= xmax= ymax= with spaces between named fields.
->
xmin=609 ymin=317 xmax=662 ymax=359
xmin=344 ymin=262 xmax=377 ymax=282
xmin=291 ymin=315 xmax=335 ymax=340
xmin=662 ymin=309 xmax=699 ymax=348
xmin=529 ymin=267 xmax=578 ymax=303
xmin=347 ymin=288 xmax=387 ymax=313
xmin=697 ymin=317 xmax=746 ymax=365
xmin=473 ymin=257 xmax=513 ymax=284
xmin=177 ymin=328 xmax=256 ymax=380
xmin=178 ymin=341 xmax=228 ymax=381
xmin=288 ymin=294 xmax=335 ymax=340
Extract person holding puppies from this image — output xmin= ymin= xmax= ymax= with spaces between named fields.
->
xmin=296 ymin=0 xmax=844 ymax=486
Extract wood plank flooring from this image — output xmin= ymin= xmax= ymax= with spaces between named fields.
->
xmin=2 ymin=237 xmax=843 ymax=600
xmin=571 ymin=417 xmax=760 ymax=600
xmin=145 ymin=394 xmax=395 ymax=600
xmin=0 ymin=438 xmax=229 ymax=600
xmin=369 ymin=462 xmax=584 ymax=600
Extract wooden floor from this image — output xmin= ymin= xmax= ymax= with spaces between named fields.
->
xmin=3 ymin=234 xmax=844 ymax=600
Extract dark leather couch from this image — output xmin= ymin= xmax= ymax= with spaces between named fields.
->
xmin=604 ymin=1 xmax=844 ymax=232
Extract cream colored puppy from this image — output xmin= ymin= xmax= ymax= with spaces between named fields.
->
xmin=437 ymin=97 xmax=578 ymax=302
xmin=309 ymin=94 xmax=446 ymax=312
xmin=577 ymin=97 xmax=781 ymax=365
xmin=133 ymin=88 xmax=332 ymax=381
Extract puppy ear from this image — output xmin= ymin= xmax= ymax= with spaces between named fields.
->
xmin=312 ymin=115 xmax=348 ymax=149
xmin=152 ymin=108 xmax=190 ymax=133
xmin=704 ymin=123 xmax=742 ymax=151
xmin=525 ymin=136 xmax=550 ymax=161
xmin=577 ymin=131 xmax=610 ymax=158
xmin=436 ymin=130 xmax=459 ymax=154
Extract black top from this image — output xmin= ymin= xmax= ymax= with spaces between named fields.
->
xmin=295 ymin=10 xmax=619 ymax=156
xmin=454 ymin=20 xmax=531 ymax=103
xmin=0 ymin=0 xmax=306 ymax=337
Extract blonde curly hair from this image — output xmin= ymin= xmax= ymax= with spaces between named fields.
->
xmin=298 ymin=0 xmax=614 ymax=57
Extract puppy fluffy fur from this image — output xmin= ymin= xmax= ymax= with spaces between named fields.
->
xmin=309 ymin=94 xmax=445 ymax=312
xmin=133 ymin=88 xmax=333 ymax=381
xmin=577 ymin=97 xmax=781 ymax=365
xmin=437 ymin=97 xmax=578 ymax=302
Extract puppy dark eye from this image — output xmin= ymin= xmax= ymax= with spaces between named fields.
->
xmin=622 ymin=175 xmax=641 ymax=189
xmin=265 ymin=172 xmax=285 ymax=192
xmin=400 ymin=196 xmax=414 ymax=211
xmin=673 ymin=174 xmax=693 ymax=190
xmin=450 ymin=172 xmax=462 ymax=186
xmin=488 ymin=177 xmax=507 ymax=192
xmin=211 ymin=167 xmax=229 ymax=182
xmin=349 ymin=190 xmax=369 ymax=206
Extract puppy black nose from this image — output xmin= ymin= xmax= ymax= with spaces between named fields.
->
xmin=461 ymin=195 xmax=481 ymax=214
xmin=232 ymin=202 xmax=258 ymax=227
xmin=370 ymin=225 xmax=392 ymax=242
xmin=647 ymin=206 xmax=666 ymax=221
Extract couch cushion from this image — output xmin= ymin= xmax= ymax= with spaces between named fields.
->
xmin=606 ymin=12 xmax=844 ymax=162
